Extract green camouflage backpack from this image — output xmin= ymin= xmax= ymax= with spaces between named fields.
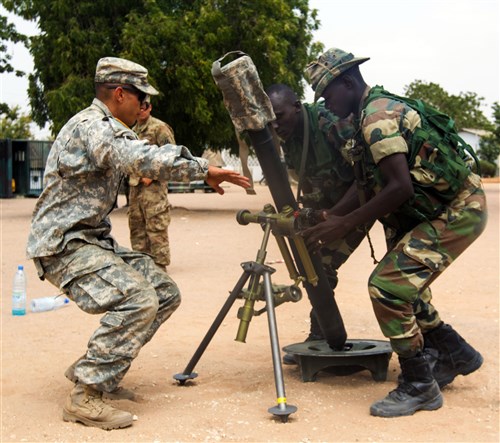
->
xmin=360 ymin=86 xmax=480 ymax=223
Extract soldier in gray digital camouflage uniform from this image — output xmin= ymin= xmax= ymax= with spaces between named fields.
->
xmin=303 ymin=48 xmax=487 ymax=418
xmin=26 ymin=56 xmax=249 ymax=430
xmin=129 ymin=101 xmax=176 ymax=270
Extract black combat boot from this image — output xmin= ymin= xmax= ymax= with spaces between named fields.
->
xmin=282 ymin=310 xmax=324 ymax=365
xmin=370 ymin=353 xmax=443 ymax=417
xmin=424 ymin=323 xmax=483 ymax=388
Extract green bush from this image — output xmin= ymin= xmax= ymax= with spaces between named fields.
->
xmin=478 ymin=160 xmax=498 ymax=177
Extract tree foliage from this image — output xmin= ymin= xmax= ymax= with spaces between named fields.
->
xmin=0 ymin=11 xmax=28 ymax=116
xmin=0 ymin=13 xmax=27 ymax=76
xmin=403 ymin=80 xmax=493 ymax=132
xmin=4 ymin=0 xmax=321 ymax=154
xmin=477 ymin=102 xmax=500 ymax=169
xmin=4 ymin=0 xmax=143 ymax=134
xmin=0 ymin=106 xmax=33 ymax=139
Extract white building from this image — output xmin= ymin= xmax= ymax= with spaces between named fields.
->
xmin=458 ymin=128 xmax=492 ymax=152
xmin=459 ymin=128 xmax=498 ymax=175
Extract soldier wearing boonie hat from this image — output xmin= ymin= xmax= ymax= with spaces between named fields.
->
xmin=301 ymin=47 xmax=486 ymax=419
xmin=305 ymin=48 xmax=369 ymax=102
xmin=95 ymin=56 xmax=160 ymax=96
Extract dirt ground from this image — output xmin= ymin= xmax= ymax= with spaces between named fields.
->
xmin=1 ymin=181 xmax=499 ymax=443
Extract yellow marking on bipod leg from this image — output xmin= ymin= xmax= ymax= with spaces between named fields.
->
xmin=277 ymin=397 xmax=287 ymax=404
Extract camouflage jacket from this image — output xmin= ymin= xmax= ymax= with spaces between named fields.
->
xmin=26 ymin=98 xmax=208 ymax=259
xmin=130 ymin=115 xmax=177 ymax=186
xmin=281 ymin=102 xmax=354 ymax=208
xmin=352 ymin=85 xmax=475 ymax=231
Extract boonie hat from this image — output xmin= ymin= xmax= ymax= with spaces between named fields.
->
xmin=306 ymin=48 xmax=369 ymax=102
xmin=95 ymin=57 xmax=159 ymax=95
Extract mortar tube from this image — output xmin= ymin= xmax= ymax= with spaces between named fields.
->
xmin=246 ymin=127 xmax=347 ymax=349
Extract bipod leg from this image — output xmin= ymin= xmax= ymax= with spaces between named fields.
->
xmin=262 ymin=270 xmax=297 ymax=422
xmin=173 ymin=268 xmax=252 ymax=384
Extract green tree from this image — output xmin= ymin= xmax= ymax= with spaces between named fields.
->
xmin=0 ymin=12 xmax=28 ymax=116
xmin=4 ymin=0 xmax=321 ymax=154
xmin=122 ymin=0 xmax=321 ymax=152
xmin=477 ymin=102 xmax=500 ymax=171
xmin=4 ymin=0 xmax=144 ymax=134
xmin=404 ymin=80 xmax=493 ymax=131
xmin=0 ymin=106 xmax=33 ymax=139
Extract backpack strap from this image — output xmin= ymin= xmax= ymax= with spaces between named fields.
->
xmin=368 ymin=87 xmax=480 ymax=172
xmin=296 ymin=104 xmax=310 ymax=202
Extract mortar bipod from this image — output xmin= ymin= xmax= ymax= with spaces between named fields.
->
xmin=173 ymin=217 xmax=297 ymax=422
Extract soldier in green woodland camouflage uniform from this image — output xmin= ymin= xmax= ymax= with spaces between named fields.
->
xmin=26 ymin=57 xmax=249 ymax=431
xmin=303 ymin=48 xmax=487 ymax=418
xmin=266 ymin=83 xmax=369 ymax=354
xmin=129 ymin=101 xmax=176 ymax=270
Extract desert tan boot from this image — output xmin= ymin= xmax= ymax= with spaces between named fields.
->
xmin=65 ymin=356 xmax=139 ymax=401
xmin=62 ymin=383 xmax=133 ymax=430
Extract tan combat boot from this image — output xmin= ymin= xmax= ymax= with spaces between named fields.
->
xmin=65 ymin=356 xmax=139 ymax=401
xmin=62 ymin=383 xmax=133 ymax=430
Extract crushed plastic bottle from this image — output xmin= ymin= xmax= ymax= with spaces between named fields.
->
xmin=31 ymin=295 xmax=70 ymax=313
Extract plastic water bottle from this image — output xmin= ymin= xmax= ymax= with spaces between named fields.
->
xmin=31 ymin=295 xmax=70 ymax=313
xmin=12 ymin=265 xmax=27 ymax=316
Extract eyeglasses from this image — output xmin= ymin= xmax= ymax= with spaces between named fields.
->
xmin=104 ymin=84 xmax=148 ymax=108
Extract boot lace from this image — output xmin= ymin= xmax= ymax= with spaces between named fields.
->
xmin=388 ymin=381 xmax=419 ymax=399
xmin=83 ymin=391 xmax=107 ymax=416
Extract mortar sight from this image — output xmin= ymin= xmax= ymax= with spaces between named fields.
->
xmin=236 ymin=206 xmax=322 ymax=235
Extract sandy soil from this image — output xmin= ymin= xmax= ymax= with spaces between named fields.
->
xmin=1 ymin=182 xmax=499 ymax=443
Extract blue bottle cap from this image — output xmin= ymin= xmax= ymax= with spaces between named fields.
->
xmin=18 ymin=265 xmax=24 ymax=270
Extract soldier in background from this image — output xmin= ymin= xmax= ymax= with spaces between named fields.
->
xmin=129 ymin=101 xmax=175 ymax=271
xmin=266 ymin=83 xmax=368 ymax=363
xmin=304 ymin=47 xmax=486 ymax=417
xmin=26 ymin=57 xmax=249 ymax=431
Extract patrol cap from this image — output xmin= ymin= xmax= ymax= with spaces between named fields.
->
xmin=95 ymin=57 xmax=159 ymax=95
xmin=306 ymin=48 xmax=369 ymax=102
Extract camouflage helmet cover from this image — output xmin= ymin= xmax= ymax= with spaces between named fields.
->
xmin=95 ymin=57 xmax=159 ymax=95
xmin=306 ymin=48 xmax=369 ymax=102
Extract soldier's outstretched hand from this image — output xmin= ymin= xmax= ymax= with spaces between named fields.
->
xmin=205 ymin=165 xmax=251 ymax=195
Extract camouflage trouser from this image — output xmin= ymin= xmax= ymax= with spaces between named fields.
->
xmin=309 ymin=223 xmax=369 ymax=336
xmin=368 ymin=174 xmax=487 ymax=357
xmin=128 ymin=181 xmax=171 ymax=267
xmin=39 ymin=244 xmax=181 ymax=393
